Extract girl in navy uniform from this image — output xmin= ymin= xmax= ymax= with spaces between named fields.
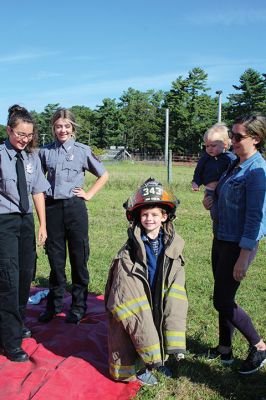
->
xmin=38 ymin=108 xmax=109 ymax=324
xmin=0 ymin=105 xmax=49 ymax=362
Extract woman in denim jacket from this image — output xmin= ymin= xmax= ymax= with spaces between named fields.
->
xmin=203 ymin=114 xmax=266 ymax=375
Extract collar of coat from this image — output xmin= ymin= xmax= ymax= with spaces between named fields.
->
xmin=125 ymin=221 xmax=184 ymax=261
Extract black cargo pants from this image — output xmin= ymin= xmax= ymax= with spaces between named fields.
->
xmin=45 ymin=196 xmax=89 ymax=316
xmin=0 ymin=213 xmax=36 ymax=350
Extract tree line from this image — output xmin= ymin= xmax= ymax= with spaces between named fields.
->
xmin=1 ymin=67 xmax=265 ymax=155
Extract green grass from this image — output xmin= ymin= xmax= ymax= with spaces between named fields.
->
xmin=33 ymin=161 xmax=266 ymax=400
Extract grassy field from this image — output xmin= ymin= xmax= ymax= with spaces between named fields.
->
xmin=34 ymin=161 xmax=266 ymax=400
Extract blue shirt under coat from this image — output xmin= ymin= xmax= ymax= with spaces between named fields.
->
xmin=211 ymin=151 xmax=266 ymax=250
xmin=141 ymin=229 xmax=164 ymax=291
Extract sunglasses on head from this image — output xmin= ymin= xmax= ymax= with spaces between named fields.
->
xmin=229 ymin=131 xmax=249 ymax=142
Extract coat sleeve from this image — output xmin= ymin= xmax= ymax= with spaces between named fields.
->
xmin=105 ymin=251 xmax=163 ymax=369
xmin=163 ymin=255 xmax=188 ymax=354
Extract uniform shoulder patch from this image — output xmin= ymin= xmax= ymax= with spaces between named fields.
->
xmin=73 ymin=141 xmax=89 ymax=150
xmin=91 ymin=151 xmax=100 ymax=162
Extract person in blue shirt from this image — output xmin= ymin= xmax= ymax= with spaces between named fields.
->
xmin=192 ymin=123 xmax=236 ymax=197
xmin=203 ymin=114 xmax=266 ymax=375
xmin=0 ymin=105 xmax=49 ymax=362
xmin=38 ymin=108 xmax=109 ymax=324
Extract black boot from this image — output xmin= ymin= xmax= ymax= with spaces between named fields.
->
xmin=38 ymin=310 xmax=55 ymax=323
xmin=3 ymin=347 xmax=29 ymax=362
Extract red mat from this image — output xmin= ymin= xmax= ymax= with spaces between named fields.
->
xmin=0 ymin=288 xmax=140 ymax=400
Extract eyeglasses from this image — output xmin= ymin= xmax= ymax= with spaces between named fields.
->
xmin=229 ymin=132 xmax=249 ymax=142
xmin=12 ymin=129 xmax=34 ymax=140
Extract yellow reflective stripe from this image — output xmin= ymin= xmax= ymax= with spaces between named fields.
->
xmin=110 ymin=363 xmax=136 ymax=379
xmin=165 ymin=331 xmax=185 ymax=338
xmin=164 ymin=331 xmax=186 ymax=348
xmin=139 ymin=343 xmax=161 ymax=352
xmin=112 ymin=295 xmax=150 ymax=321
xmin=168 ymin=284 xmax=187 ymax=301
xmin=142 ymin=353 xmax=162 ymax=363
xmin=171 ymin=283 xmax=186 ymax=292
xmin=165 ymin=341 xmax=185 ymax=348
xmin=138 ymin=343 xmax=161 ymax=363
xmin=168 ymin=292 xmax=187 ymax=300
xmin=115 ymin=304 xmax=150 ymax=321
xmin=162 ymin=283 xmax=165 ymax=299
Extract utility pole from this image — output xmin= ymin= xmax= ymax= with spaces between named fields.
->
xmin=216 ymin=90 xmax=223 ymax=123
xmin=165 ymin=108 xmax=169 ymax=165
xmin=167 ymin=150 xmax=172 ymax=184
xmin=165 ymin=108 xmax=172 ymax=183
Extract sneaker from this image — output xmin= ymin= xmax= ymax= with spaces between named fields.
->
xmin=239 ymin=346 xmax=266 ymax=375
xmin=199 ymin=346 xmax=234 ymax=365
xmin=157 ymin=365 xmax=173 ymax=378
xmin=137 ymin=369 xmax=158 ymax=386
xmin=174 ymin=353 xmax=185 ymax=362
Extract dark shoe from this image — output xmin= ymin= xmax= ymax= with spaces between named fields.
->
xmin=239 ymin=346 xmax=266 ymax=374
xmin=3 ymin=347 xmax=29 ymax=362
xmin=65 ymin=311 xmax=84 ymax=324
xmin=38 ymin=310 xmax=54 ymax=323
xmin=198 ymin=346 xmax=234 ymax=365
xmin=137 ymin=369 xmax=158 ymax=386
xmin=157 ymin=365 xmax=173 ymax=378
xmin=22 ymin=326 xmax=32 ymax=339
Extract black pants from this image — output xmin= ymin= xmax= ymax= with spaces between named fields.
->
xmin=0 ymin=213 xmax=36 ymax=350
xmin=212 ymin=238 xmax=261 ymax=347
xmin=45 ymin=197 xmax=89 ymax=316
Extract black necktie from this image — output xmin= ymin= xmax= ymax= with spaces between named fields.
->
xmin=16 ymin=152 xmax=29 ymax=213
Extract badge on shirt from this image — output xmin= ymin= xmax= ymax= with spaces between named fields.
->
xmin=66 ymin=154 xmax=74 ymax=161
xmin=26 ymin=163 xmax=34 ymax=173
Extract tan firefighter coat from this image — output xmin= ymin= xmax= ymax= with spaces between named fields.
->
xmin=105 ymin=221 xmax=188 ymax=382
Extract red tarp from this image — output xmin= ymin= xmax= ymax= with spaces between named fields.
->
xmin=0 ymin=288 xmax=140 ymax=400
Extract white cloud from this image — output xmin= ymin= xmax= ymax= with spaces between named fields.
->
xmin=30 ymin=71 xmax=63 ymax=80
xmin=0 ymin=50 xmax=61 ymax=64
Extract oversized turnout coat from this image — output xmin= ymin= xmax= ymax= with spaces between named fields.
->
xmin=105 ymin=221 xmax=188 ymax=382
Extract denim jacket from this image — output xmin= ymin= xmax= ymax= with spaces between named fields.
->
xmin=212 ymin=151 xmax=266 ymax=250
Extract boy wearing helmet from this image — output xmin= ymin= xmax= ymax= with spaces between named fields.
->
xmin=105 ymin=178 xmax=188 ymax=385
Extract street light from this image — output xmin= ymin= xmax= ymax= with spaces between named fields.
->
xmin=216 ymin=90 xmax=223 ymax=123
xmin=41 ymin=133 xmax=47 ymax=146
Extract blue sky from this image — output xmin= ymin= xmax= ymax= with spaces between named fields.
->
xmin=0 ymin=0 xmax=265 ymax=125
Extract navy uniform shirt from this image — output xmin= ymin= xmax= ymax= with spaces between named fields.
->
xmin=39 ymin=138 xmax=106 ymax=199
xmin=0 ymin=140 xmax=50 ymax=214
xmin=192 ymin=150 xmax=237 ymax=187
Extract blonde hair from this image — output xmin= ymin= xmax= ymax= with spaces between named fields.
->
xmin=204 ymin=123 xmax=231 ymax=149
xmin=51 ymin=108 xmax=79 ymax=138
